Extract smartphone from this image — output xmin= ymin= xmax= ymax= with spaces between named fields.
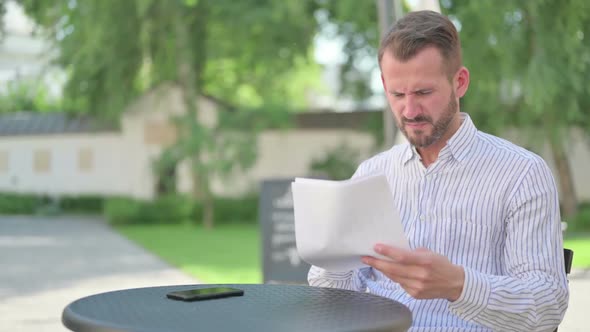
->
xmin=166 ymin=287 xmax=244 ymax=301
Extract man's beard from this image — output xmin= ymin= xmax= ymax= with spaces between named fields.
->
xmin=397 ymin=92 xmax=458 ymax=148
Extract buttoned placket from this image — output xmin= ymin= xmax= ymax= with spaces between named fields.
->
xmin=415 ymin=146 xmax=455 ymax=250
xmin=409 ymin=159 xmax=428 ymax=249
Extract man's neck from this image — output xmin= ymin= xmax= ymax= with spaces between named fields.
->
xmin=417 ymin=144 xmax=443 ymax=168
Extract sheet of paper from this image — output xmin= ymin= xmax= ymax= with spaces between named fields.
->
xmin=292 ymin=174 xmax=409 ymax=272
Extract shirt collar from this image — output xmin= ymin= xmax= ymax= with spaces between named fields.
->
xmin=446 ymin=112 xmax=477 ymax=162
xmin=401 ymin=112 xmax=477 ymax=165
xmin=402 ymin=143 xmax=416 ymax=165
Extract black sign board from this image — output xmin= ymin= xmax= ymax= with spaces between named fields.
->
xmin=259 ymin=178 xmax=310 ymax=284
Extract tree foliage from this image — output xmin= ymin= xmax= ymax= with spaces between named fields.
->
xmin=445 ymin=0 xmax=590 ymax=132
xmin=15 ymin=0 xmax=322 ymax=118
xmin=314 ymin=1 xmax=380 ymax=100
xmin=309 ymin=143 xmax=360 ymax=180
xmin=8 ymin=0 xmax=588 ymax=222
xmin=299 ymin=1 xmax=590 ymax=219
xmin=0 ymin=80 xmax=62 ymax=113
xmin=445 ymin=0 xmax=590 ymax=217
xmin=11 ymin=0 xmax=322 ymax=227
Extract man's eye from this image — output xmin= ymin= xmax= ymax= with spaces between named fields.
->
xmin=391 ymin=92 xmax=404 ymax=98
xmin=415 ymin=90 xmax=432 ymax=96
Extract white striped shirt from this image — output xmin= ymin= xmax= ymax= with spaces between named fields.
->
xmin=308 ymin=113 xmax=569 ymax=332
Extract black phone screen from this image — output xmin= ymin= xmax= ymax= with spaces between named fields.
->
xmin=166 ymin=287 xmax=244 ymax=301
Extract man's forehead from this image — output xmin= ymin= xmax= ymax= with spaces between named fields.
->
xmin=381 ymin=46 xmax=445 ymax=67
xmin=381 ymin=48 xmax=448 ymax=83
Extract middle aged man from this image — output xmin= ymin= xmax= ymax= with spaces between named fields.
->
xmin=308 ymin=10 xmax=568 ymax=332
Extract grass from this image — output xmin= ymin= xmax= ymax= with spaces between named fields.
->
xmin=116 ymin=223 xmax=262 ymax=284
xmin=116 ymin=223 xmax=590 ymax=285
xmin=564 ymin=233 xmax=590 ymax=269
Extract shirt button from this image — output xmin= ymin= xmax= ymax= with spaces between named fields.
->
xmin=419 ymin=215 xmax=425 ymax=221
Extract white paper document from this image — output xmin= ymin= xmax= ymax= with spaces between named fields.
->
xmin=291 ymin=174 xmax=409 ymax=272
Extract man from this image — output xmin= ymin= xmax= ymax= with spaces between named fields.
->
xmin=308 ymin=10 xmax=568 ymax=332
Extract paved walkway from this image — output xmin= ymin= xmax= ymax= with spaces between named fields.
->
xmin=560 ymin=268 xmax=590 ymax=332
xmin=0 ymin=215 xmax=587 ymax=331
xmin=0 ymin=216 xmax=199 ymax=332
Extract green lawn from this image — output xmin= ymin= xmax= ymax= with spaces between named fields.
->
xmin=116 ymin=224 xmax=590 ymax=285
xmin=116 ymin=224 xmax=262 ymax=284
xmin=564 ymin=234 xmax=590 ymax=268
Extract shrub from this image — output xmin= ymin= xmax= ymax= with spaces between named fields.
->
xmin=211 ymin=195 xmax=259 ymax=224
xmin=104 ymin=194 xmax=193 ymax=225
xmin=105 ymin=194 xmax=260 ymax=226
xmin=142 ymin=194 xmax=193 ymax=224
xmin=0 ymin=192 xmax=105 ymax=215
xmin=103 ymin=197 xmax=143 ymax=225
xmin=566 ymin=202 xmax=590 ymax=232
xmin=0 ymin=193 xmax=41 ymax=214
xmin=0 ymin=191 xmax=260 ymax=225
xmin=309 ymin=143 xmax=359 ymax=181
xmin=59 ymin=195 xmax=104 ymax=214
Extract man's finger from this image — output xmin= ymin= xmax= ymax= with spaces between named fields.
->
xmin=362 ymin=256 xmax=419 ymax=280
xmin=374 ymin=244 xmax=433 ymax=265
xmin=373 ymin=244 xmax=408 ymax=262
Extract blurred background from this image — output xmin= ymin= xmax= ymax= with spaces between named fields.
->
xmin=0 ymin=0 xmax=589 ymax=331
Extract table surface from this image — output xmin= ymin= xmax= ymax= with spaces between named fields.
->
xmin=62 ymin=284 xmax=412 ymax=332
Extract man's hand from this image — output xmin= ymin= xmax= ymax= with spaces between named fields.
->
xmin=362 ymin=244 xmax=465 ymax=301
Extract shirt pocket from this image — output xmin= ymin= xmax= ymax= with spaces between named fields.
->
xmin=432 ymin=218 xmax=494 ymax=268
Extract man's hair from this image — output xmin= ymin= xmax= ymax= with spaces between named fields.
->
xmin=378 ymin=10 xmax=462 ymax=78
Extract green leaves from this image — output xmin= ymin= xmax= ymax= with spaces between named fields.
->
xmin=184 ymin=0 xmax=199 ymax=7
xmin=0 ymin=80 xmax=62 ymax=113
xmin=17 ymin=0 xmax=322 ymax=118
xmin=14 ymin=0 xmax=325 ymax=226
xmin=447 ymin=0 xmax=589 ymax=216
xmin=315 ymin=0 xmax=380 ymax=99
xmin=18 ymin=0 xmax=144 ymax=120
xmin=449 ymin=0 xmax=590 ymax=134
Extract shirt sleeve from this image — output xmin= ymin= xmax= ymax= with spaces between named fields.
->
xmin=308 ymin=265 xmax=369 ymax=291
xmin=448 ymin=159 xmax=569 ymax=332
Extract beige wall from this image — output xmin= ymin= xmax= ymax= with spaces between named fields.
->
xmin=2 ymin=125 xmax=589 ymax=202
xmin=117 ymin=82 xmax=378 ymax=199
xmin=0 ymin=133 xmax=130 ymax=196
xmin=121 ymin=83 xmax=220 ymax=199
xmin=2 ymin=83 xmax=588 ymax=203
xmin=204 ymin=129 xmax=376 ymax=197
xmin=208 ymin=125 xmax=590 ymax=201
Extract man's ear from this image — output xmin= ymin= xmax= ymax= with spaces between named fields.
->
xmin=454 ymin=67 xmax=470 ymax=98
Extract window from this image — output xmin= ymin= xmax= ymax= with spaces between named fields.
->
xmin=34 ymin=149 xmax=51 ymax=173
xmin=144 ymin=121 xmax=177 ymax=146
xmin=0 ymin=150 xmax=8 ymax=172
xmin=78 ymin=148 xmax=94 ymax=172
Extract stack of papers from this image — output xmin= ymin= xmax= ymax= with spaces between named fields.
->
xmin=291 ymin=174 xmax=409 ymax=271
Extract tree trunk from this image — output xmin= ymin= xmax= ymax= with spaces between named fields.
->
xmin=549 ymin=137 xmax=578 ymax=219
xmin=201 ymin=185 xmax=214 ymax=230
xmin=190 ymin=161 xmax=213 ymax=229
xmin=376 ymin=0 xmax=401 ymax=149
xmin=174 ymin=1 xmax=211 ymax=227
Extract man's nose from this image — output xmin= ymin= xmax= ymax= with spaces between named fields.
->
xmin=403 ymin=95 xmax=421 ymax=119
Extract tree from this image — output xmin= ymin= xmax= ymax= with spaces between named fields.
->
xmin=12 ymin=0 xmax=321 ymax=228
xmin=445 ymin=0 xmax=590 ymax=219
xmin=314 ymin=1 xmax=380 ymax=100
xmin=0 ymin=80 xmax=62 ymax=113
xmin=287 ymin=1 xmax=590 ymax=221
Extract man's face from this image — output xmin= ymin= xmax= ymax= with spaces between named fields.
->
xmin=380 ymin=47 xmax=461 ymax=148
